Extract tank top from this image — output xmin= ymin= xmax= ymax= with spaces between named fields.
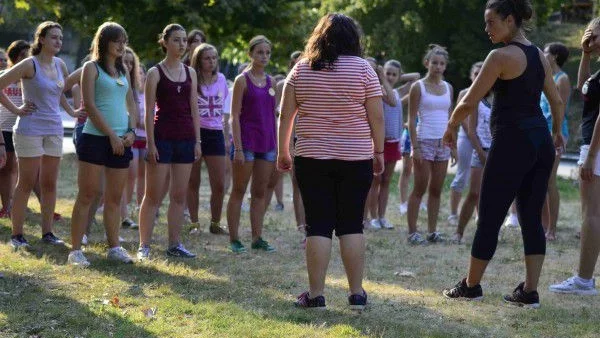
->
xmin=581 ymin=70 xmax=600 ymax=145
xmin=491 ymin=42 xmax=546 ymax=133
xmin=383 ymin=90 xmax=403 ymax=141
xmin=416 ymin=79 xmax=451 ymax=139
xmin=239 ymin=72 xmax=276 ymax=152
xmin=540 ymin=71 xmax=570 ymax=138
xmin=477 ymin=98 xmax=493 ymax=149
xmin=154 ymin=64 xmax=194 ymax=141
xmin=83 ymin=63 xmax=129 ymax=137
xmin=16 ymin=56 xmax=64 ymax=136
xmin=0 ymin=71 xmax=22 ymax=131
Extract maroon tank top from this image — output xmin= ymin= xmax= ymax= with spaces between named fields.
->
xmin=154 ymin=64 xmax=194 ymax=141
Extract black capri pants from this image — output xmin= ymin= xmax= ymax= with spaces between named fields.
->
xmin=471 ymin=126 xmax=555 ymax=260
xmin=294 ymin=156 xmax=373 ymax=238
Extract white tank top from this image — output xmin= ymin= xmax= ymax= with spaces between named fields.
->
xmin=476 ymin=99 xmax=492 ymax=149
xmin=416 ymin=80 xmax=451 ymax=139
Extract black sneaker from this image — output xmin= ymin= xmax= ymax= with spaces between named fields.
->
xmin=503 ymin=282 xmax=540 ymax=309
xmin=443 ymin=278 xmax=483 ymax=300
xmin=348 ymin=289 xmax=368 ymax=310
xmin=10 ymin=234 xmax=30 ymax=250
xmin=166 ymin=243 xmax=197 ymax=258
xmin=294 ymin=291 xmax=326 ymax=309
xmin=41 ymin=232 xmax=65 ymax=245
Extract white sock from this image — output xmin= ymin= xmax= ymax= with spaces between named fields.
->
xmin=576 ymin=275 xmax=593 ymax=285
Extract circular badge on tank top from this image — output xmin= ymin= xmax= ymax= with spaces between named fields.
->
xmin=582 ymin=81 xmax=589 ymax=95
xmin=56 ymin=80 xmax=64 ymax=89
xmin=268 ymin=88 xmax=275 ymax=96
xmin=217 ymin=90 xmax=223 ymax=98
xmin=116 ymin=78 xmax=125 ymax=86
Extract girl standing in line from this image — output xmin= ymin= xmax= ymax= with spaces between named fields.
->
xmin=137 ymin=24 xmax=201 ymax=260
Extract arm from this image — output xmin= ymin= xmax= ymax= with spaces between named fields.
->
xmin=539 ymin=50 xmax=564 ymax=138
xmin=188 ymin=67 xmax=201 ymax=159
xmin=407 ymin=82 xmax=421 ymax=156
xmin=366 ymin=95 xmax=385 ymax=175
xmin=467 ymin=101 xmax=486 ymax=163
xmin=277 ymin=82 xmax=298 ymax=171
xmin=578 ymin=28 xmax=593 ymax=90
xmin=399 ymin=72 xmax=420 ymax=82
xmin=122 ymin=71 xmax=138 ymax=147
xmin=65 ymin=67 xmax=83 ymax=93
xmin=144 ymin=68 xmax=159 ymax=162
xmin=557 ymin=74 xmax=570 ymax=124
xmin=230 ymin=75 xmax=246 ymax=163
xmin=0 ymin=58 xmax=35 ymax=116
xmin=59 ymin=61 xmax=77 ymax=118
xmin=0 ymin=130 xmax=5 ymax=168
xmin=381 ymin=75 xmax=397 ymax=106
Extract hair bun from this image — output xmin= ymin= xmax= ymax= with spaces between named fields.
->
xmin=428 ymin=43 xmax=447 ymax=51
xmin=511 ymin=0 xmax=533 ymax=21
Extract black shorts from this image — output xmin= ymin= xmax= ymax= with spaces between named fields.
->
xmin=2 ymin=131 xmax=15 ymax=153
xmin=76 ymin=133 xmax=132 ymax=169
xmin=294 ymin=156 xmax=373 ymax=238
xmin=152 ymin=139 xmax=195 ymax=164
xmin=200 ymin=128 xmax=225 ymax=156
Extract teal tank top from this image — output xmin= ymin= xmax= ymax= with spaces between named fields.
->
xmin=540 ymin=71 xmax=570 ymax=138
xmin=83 ymin=62 xmax=129 ymax=136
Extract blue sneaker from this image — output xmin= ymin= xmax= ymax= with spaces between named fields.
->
xmin=348 ymin=289 xmax=368 ymax=310
xmin=166 ymin=243 xmax=196 ymax=258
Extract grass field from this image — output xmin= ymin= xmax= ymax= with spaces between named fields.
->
xmin=0 ymin=153 xmax=598 ymax=338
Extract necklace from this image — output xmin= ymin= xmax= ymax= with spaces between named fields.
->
xmin=163 ymin=62 xmax=183 ymax=93
xmin=248 ymin=71 xmax=266 ymax=87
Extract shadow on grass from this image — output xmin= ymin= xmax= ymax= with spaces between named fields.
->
xmin=0 ymin=272 xmax=157 ymax=338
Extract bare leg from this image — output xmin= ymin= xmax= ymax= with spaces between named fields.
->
xmin=249 ymin=159 xmax=274 ymax=241
xmin=166 ymin=163 xmax=194 ymax=246
xmin=226 ymin=161 xmax=253 ymax=241
xmin=104 ymin=167 xmax=129 ymax=248
xmin=339 ymin=233 xmax=365 ymax=295
xmin=186 ymin=159 xmax=202 ymax=223
xmin=38 ymin=155 xmax=60 ymax=234
xmin=377 ymin=162 xmax=396 ymax=218
xmin=399 ymin=155 xmax=412 ymax=204
xmin=407 ymin=159 xmax=430 ymax=234
xmin=138 ymin=163 xmax=170 ymax=246
xmin=305 ymin=236 xmax=332 ymax=297
xmin=578 ymin=175 xmax=600 ymax=279
xmin=204 ymin=155 xmax=226 ymax=223
xmin=70 ymin=162 xmax=103 ymax=250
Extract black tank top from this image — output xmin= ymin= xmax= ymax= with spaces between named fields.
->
xmin=491 ymin=42 xmax=546 ymax=132
xmin=581 ymin=70 xmax=600 ymax=144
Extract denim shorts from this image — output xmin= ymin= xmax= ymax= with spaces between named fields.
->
xmin=229 ymin=145 xmax=276 ymax=162
xmin=152 ymin=139 xmax=196 ymax=164
xmin=77 ymin=133 xmax=132 ymax=169
xmin=400 ymin=128 xmax=411 ymax=154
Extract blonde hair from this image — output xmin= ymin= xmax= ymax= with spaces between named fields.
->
xmin=31 ymin=21 xmax=62 ymax=56
xmin=248 ymin=35 xmax=271 ymax=53
xmin=190 ymin=43 xmax=219 ymax=96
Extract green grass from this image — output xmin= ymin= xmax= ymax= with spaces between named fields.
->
xmin=0 ymin=154 xmax=597 ymax=337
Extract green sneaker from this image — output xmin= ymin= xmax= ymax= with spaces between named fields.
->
xmin=230 ymin=240 xmax=247 ymax=253
xmin=251 ymin=237 xmax=276 ymax=252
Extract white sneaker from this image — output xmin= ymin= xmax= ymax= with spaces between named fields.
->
xmin=420 ymin=202 xmax=427 ymax=211
xmin=96 ymin=204 xmax=104 ymax=215
xmin=447 ymin=214 xmax=458 ymax=226
xmin=504 ymin=214 xmax=520 ymax=228
xmin=369 ymin=219 xmax=381 ymax=229
xmin=241 ymin=201 xmax=250 ymax=212
xmin=107 ymin=246 xmax=134 ymax=264
xmin=183 ymin=209 xmax=191 ymax=223
xmin=81 ymin=234 xmax=88 ymax=246
xmin=549 ymin=276 xmax=598 ymax=295
xmin=407 ymin=232 xmax=426 ymax=245
xmin=379 ymin=218 xmax=394 ymax=229
xmin=450 ymin=233 xmax=463 ymax=244
xmin=68 ymin=250 xmax=90 ymax=268
xmin=399 ymin=202 xmax=408 ymax=215
xmin=137 ymin=245 xmax=151 ymax=261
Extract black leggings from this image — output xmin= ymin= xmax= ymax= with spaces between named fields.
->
xmin=471 ymin=127 xmax=554 ymax=260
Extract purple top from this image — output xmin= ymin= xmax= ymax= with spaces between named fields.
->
xmin=198 ymin=73 xmax=228 ymax=130
xmin=16 ymin=56 xmax=64 ymax=136
xmin=240 ymin=72 xmax=276 ymax=152
xmin=154 ymin=64 xmax=194 ymax=141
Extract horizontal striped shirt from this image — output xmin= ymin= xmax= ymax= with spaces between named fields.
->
xmin=286 ymin=56 xmax=382 ymax=161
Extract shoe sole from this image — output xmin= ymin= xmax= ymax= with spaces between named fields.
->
xmin=503 ymin=299 xmax=540 ymax=309
xmin=442 ymin=292 xmax=483 ymax=301
xmin=548 ymin=288 xmax=598 ymax=296
xmin=349 ymin=304 xmax=366 ymax=311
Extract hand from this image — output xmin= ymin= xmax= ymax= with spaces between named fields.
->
xmin=580 ymin=155 xmax=595 ymax=181
xmin=15 ymin=101 xmax=36 ymax=116
xmin=109 ymin=134 xmax=124 ymax=156
xmin=0 ymin=146 xmax=6 ymax=169
xmin=74 ymin=107 xmax=87 ymax=119
xmin=233 ymin=149 xmax=245 ymax=165
xmin=376 ymin=65 xmax=384 ymax=79
xmin=553 ymin=133 xmax=565 ymax=155
xmin=450 ymin=148 xmax=457 ymax=167
xmin=194 ymin=143 xmax=202 ymax=162
xmin=477 ymin=150 xmax=487 ymax=166
xmin=582 ymin=28 xmax=594 ymax=54
xmin=443 ymin=125 xmax=459 ymax=150
xmin=277 ymin=152 xmax=293 ymax=172
xmin=373 ymin=153 xmax=384 ymax=176
xmin=147 ymin=143 xmax=159 ymax=164
xmin=411 ymin=147 xmax=422 ymax=164
xmin=121 ymin=132 xmax=135 ymax=147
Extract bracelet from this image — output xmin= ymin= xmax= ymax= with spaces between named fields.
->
xmin=0 ymin=143 xmax=5 ymax=146
xmin=196 ymin=140 xmax=202 ymax=144
xmin=374 ymin=151 xmax=384 ymax=154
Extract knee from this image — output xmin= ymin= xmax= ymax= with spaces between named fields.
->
xmin=428 ymin=187 xmax=443 ymax=198
xmin=467 ymin=191 xmax=480 ymax=202
xmin=169 ymin=191 xmax=187 ymax=206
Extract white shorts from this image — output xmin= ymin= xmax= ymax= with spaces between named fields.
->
xmin=578 ymin=145 xmax=600 ymax=177
xmin=13 ymin=133 xmax=63 ymax=158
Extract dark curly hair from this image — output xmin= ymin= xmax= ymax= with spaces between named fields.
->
xmin=303 ymin=13 xmax=363 ymax=71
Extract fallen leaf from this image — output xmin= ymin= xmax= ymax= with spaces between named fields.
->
xmin=110 ymin=296 xmax=121 ymax=308
xmin=142 ymin=307 xmax=157 ymax=319
xmin=394 ymin=270 xmax=416 ymax=278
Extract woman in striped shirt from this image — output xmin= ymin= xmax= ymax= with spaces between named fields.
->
xmin=278 ymin=13 xmax=384 ymax=310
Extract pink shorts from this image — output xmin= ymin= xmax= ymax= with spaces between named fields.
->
xmin=416 ymin=138 xmax=451 ymax=162
xmin=383 ymin=141 xmax=401 ymax=163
